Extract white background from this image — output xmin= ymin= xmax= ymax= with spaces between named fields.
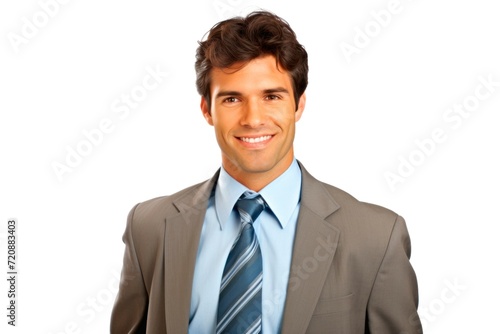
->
xmin=1 ymin=0 xmax=499 ymax=333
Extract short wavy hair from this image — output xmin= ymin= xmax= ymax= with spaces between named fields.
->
xmin=195 ymin=10 xmax=308 ymax=110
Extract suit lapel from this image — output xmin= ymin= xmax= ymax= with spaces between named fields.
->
xmin=281 ymin=164 xmax=341 ymax=334
xmin=163 ymin=171 xmax=219 ymax=333
xmin=160 ymin=165 xmax=340 ymax=333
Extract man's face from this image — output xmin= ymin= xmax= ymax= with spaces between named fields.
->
xmin=201 ymin=54 xmax=306 ymax=190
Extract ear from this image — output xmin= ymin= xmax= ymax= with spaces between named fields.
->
xmin=200 ymin=97 xmax=213 ymax=125
xmin=294 ymin=92 xmax=306 ymax=122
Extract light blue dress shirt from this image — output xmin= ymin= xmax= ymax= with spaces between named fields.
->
xmin=189 ymin=159 xmax=302 ymax=333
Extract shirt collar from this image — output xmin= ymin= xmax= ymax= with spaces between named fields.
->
xmin=215 ymin=159 xmax=302 ymax=230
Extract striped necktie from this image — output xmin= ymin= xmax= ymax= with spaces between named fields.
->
xmin=216 ymin=192 xmax=266 ymax=334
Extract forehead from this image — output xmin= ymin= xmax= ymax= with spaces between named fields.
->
xmin=210 ymin=55 xmax=293 ymax=93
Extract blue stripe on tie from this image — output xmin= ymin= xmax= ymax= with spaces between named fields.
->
xmin=216 ymin=193 xmax=266 ymax=334
xmin=217 ymin=273 xmax=262 ymax=332
xmin=220 ymin=232 xmax=259 ymax=290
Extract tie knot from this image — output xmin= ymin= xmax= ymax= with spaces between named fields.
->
xmin=235 ymin=192 xmax=267 ymax=224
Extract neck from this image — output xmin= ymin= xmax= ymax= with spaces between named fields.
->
xmin=232 ymin=172 xmax=279 ymax=192
xmin=222 ymin=156 xmax=294 ymax=192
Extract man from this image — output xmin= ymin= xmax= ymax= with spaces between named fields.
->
xmin=111 ymin=11 xmax=422 ymax=334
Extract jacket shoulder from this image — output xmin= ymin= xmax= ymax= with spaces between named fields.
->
xmin=134 ymin=180 xmax=207 ymax=219
xmin=123 ymin=178 xmax=212 ymax=245
xmin=316 ymin=180 xmax=410 ymax=267
xmin=311 ymin=178 xmax=404 ymax=249
xmin=298 ymin=161 xmax=399 ymax=225
xmin=322 ymin=181 xmax=398 ymax=222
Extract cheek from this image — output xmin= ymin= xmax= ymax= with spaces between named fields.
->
xmin=278 ymin=113 xmax=297 ymax=130
xmin=212 ymin=119 xmax=233 ymax=142
xmin=213 ymin=113 xmax=239 ymax=132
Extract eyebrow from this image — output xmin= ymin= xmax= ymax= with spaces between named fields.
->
xmin=215 ymin=91 xmax=242 ymax=99
xmin=215 ymin=87 xmax=291 ymax=99
xmin=263 ymin=87 xmax=290 ymax=95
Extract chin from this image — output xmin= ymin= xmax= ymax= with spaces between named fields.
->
xmin=240 ymin=161 xmax=276 ymax=174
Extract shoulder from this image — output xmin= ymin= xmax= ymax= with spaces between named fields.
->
xmin=129 ymin=174 xmax=216 ymax=229
xmin=322 ymin=181 xmax=398 ymax=223
xmin=299 ymin=162 xmax=402 ymax=236
xmin=132 ymin=181 xmax=207 ymax=219
xmin=122 ymin=175 xmax=216 ymax=253
xmin=301 ymin=165 xmax=412 ymax=262
xmin=321 ymin=179 xmax=410 ymax=253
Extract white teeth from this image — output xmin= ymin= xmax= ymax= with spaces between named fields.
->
xmin=240 ymin=135 xmax=271 ymax=143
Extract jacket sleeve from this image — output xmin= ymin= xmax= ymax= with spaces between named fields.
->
xmin=366 ymin=215 xmax=423 ymax=333
xmin=110 ymin=204 xmax=148 ymax=334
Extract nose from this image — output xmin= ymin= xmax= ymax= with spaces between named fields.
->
xmin=241 ymin=98 xmax=265 ymax=128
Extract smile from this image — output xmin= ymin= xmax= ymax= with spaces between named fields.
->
xmin=239 ymin=135 xmax=273 ymax=143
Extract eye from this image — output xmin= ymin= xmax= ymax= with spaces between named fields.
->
xmin=265 ymin=94 xmax=281 ymax=101
xmin=223 ymin=97 xmax=239 ymax=103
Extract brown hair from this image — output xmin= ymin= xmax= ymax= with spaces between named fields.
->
xmin=195 ymin=10 xmax=308 ymax=110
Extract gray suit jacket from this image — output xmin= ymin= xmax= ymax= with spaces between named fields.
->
xmin=110 ymin=163 xmax=422 ymax=333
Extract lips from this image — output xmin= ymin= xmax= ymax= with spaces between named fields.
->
xmin=239 ymin=135 xmax=273 ymax=143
